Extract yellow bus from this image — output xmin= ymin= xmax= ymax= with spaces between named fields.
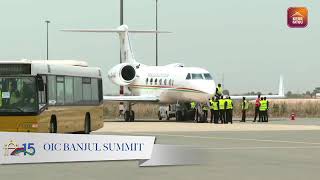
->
xmin=0 ymin=60 xmax=104 ymax=133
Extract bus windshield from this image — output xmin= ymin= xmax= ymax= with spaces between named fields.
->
xmin=0 ymin=77 xmax=38 ymax=114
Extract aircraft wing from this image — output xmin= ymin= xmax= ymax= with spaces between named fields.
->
xmin=103 ymin=95 xmax=160 ymax=102
xmin=230 ymin=75 xmax=285 ymax=100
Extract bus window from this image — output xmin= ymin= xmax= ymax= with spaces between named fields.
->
xmin=91 ymin=78 xmax=99 ymax=102
xmin=169 ymin=79 xmax=172 ymax=86
xmin=146 ymin=78 xmax=148 ymax=85
xmin=150 ymin=78 xmax=153 ymax=85
xmin=65 ymin=77 xmax=74 ymax=104
xmin=159 ymin=79 xmax=162 ymax=85
xmin=48 ymin=75 xmax=56 ymax=103
xmin=164 ymin=79 xmax=167 ymax=85
xmin=56 ymin=76 xmax=65 ymax=104
xmin=155 ymin=78 xmax=158 ymax=85
xmin=73 ymin=77 xmax=82 ymax=104
xmin=82 ymin=77 xmax=91 ymax=102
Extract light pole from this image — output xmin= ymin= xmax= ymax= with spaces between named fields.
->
xmin=155 ymin=0 xmax=158 ymax=66
xmin=45 ymin=20 xmax=50 ymax=60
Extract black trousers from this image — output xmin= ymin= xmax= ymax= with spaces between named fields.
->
xmin=210 ymin=109 xmax=214 ymax=123
xmin=203 ymin=110 xmax=208 ymax=122
xmin=226 ymin=109 xmax=233 ymax=124
xmin=259 ymin=111 xmax=266 ymax=122
xmin=254 ymin=107 xmax=259 ymax=121
xmin=241 ymin=110 xmax=246 ymax=122
xmin=219 ymin=110 xmax=226 ymax=124
xmin=213 ymin=110 xmax=219 ymax=124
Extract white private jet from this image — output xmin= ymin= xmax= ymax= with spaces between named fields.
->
xmin=63 ymin=25 xmax=284 ymax=121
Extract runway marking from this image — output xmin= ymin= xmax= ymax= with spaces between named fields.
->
xmin=119 ymin=132 xmax=320 ymax=145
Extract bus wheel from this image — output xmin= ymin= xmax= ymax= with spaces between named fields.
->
xmin=84 ymin=114 xmax=91 ymax=134
xmin=49 ymin=117 xmax=57 ymax=133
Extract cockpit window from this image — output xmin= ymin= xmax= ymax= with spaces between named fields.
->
xmin=186 ymin=73 xmax=191 ymax=80
xmin=191 ymin=74 xmax=203 ymax=80
xmin=203 ymin=73 xmax=213 ymax=80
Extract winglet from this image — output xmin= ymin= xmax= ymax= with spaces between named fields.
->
xmin=278 ymin=75 xmax=285 ymax=97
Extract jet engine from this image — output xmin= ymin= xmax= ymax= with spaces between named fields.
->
xmin=107 ymin=63 xmax=137 ymax=86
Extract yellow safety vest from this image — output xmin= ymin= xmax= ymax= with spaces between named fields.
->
xmin=259 ymin=100 xmax=267 ymax=111
xmin=203 ymin=105 xmax=209 ymax=111
xmin=226 ymin=99 xmax=233 ymax=110
xmin=217 ymin=86 xmax=223 ymax=95
xmin=209 ymin=100 xmax=214 ymax=109
xmin=219 ymin=99 xmax=225 ymax=110
xmin=213 ymin=101 xmax=219 ymax=110
xmin=190 ymin=101 xmax=196 ymax=109
xmin=241 ymin=100 xmax=249 ymax=110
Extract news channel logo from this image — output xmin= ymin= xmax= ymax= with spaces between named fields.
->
xmin=3 ymin=140 xmax=36 ymax=156
xmin=287 ymin=7 xmax=308 ymax=28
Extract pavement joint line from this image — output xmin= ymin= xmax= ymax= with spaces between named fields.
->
xmin=115 ymin=132 xmax=320 ymax=145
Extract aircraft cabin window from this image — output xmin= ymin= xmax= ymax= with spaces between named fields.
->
xmin=155 ymin=78 xmax=158 ymax=85
xmin=203 ymin=73 xmax=213 ymax=80
xmin=164 ymin=79 xmax=167 ymax=85
xmin=146 ymin=78 xmax=148 ymax=84
xmin=192 ymin=73 xmax=203 ymax=80
xmin=186 ymin=73 xmax=191 ymax=80
xmin=159 ymin=79 xmax=162 ymax=85
xmin=150 ymin=78 xmax=153 ymax=85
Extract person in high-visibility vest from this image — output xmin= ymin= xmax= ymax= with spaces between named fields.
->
xmin=226 ymin=96 xmax=233 ymax=124
xmin=209 ymin=98 xmax=214 ymax=123
xmin=215 ymin=84 xmax=223 ymax=98
xmin=202 ymin=102 xmax=209 ymax=122
xmin=218 ymin=96 xmax=226 ymax=124
xmin=264 ymin=97 xmax=269 ymax=122
xmin=190 ymin=101 xmax=197 ymax=121
xmin=241 ymin=97 xmax=249 ymax=122
xmin=210 ymin=97 xmax=220 ymax=124
xmin=259 ymin=97 xmax=267 ymax=122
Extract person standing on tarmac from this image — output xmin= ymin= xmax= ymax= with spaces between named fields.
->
xmin=241 ymin=97 xmax=249 ymax=122
xmin=219 ymin=96 xmax=226 ymax=124
xmin=265 ymin=97 xmax=269 ymax=122
xmin=215 ymin=84 xmax=223 ymax=98
xmin=226 ymin=96 xmax=233 ymax=124
xmin=209 ymin=98 xmax=214 ymax=123
xmin=259 ymin=97 xmax=267 ymax=122
xmin=202 ymin=102 xmax=209 ymax=122
xmin=190 ymin=101 xmax=197 ymax=121
xmin=253 ymin=94 xmax=261 ymax=122
xmin=213 ymin=97 xmax=220 ymax=124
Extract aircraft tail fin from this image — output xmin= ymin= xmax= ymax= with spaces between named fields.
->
xmin=62 ymin=24 xmax=170 ymax=64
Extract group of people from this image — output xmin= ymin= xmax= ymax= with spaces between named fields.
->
xmin=191 ymin=84 xmax=270 ymax=123
xmin=253 ymin=94 xmax=269 ymax=122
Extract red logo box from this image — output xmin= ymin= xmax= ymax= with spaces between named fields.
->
xmin=287 ymin=7 xmax=308 ymax=28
